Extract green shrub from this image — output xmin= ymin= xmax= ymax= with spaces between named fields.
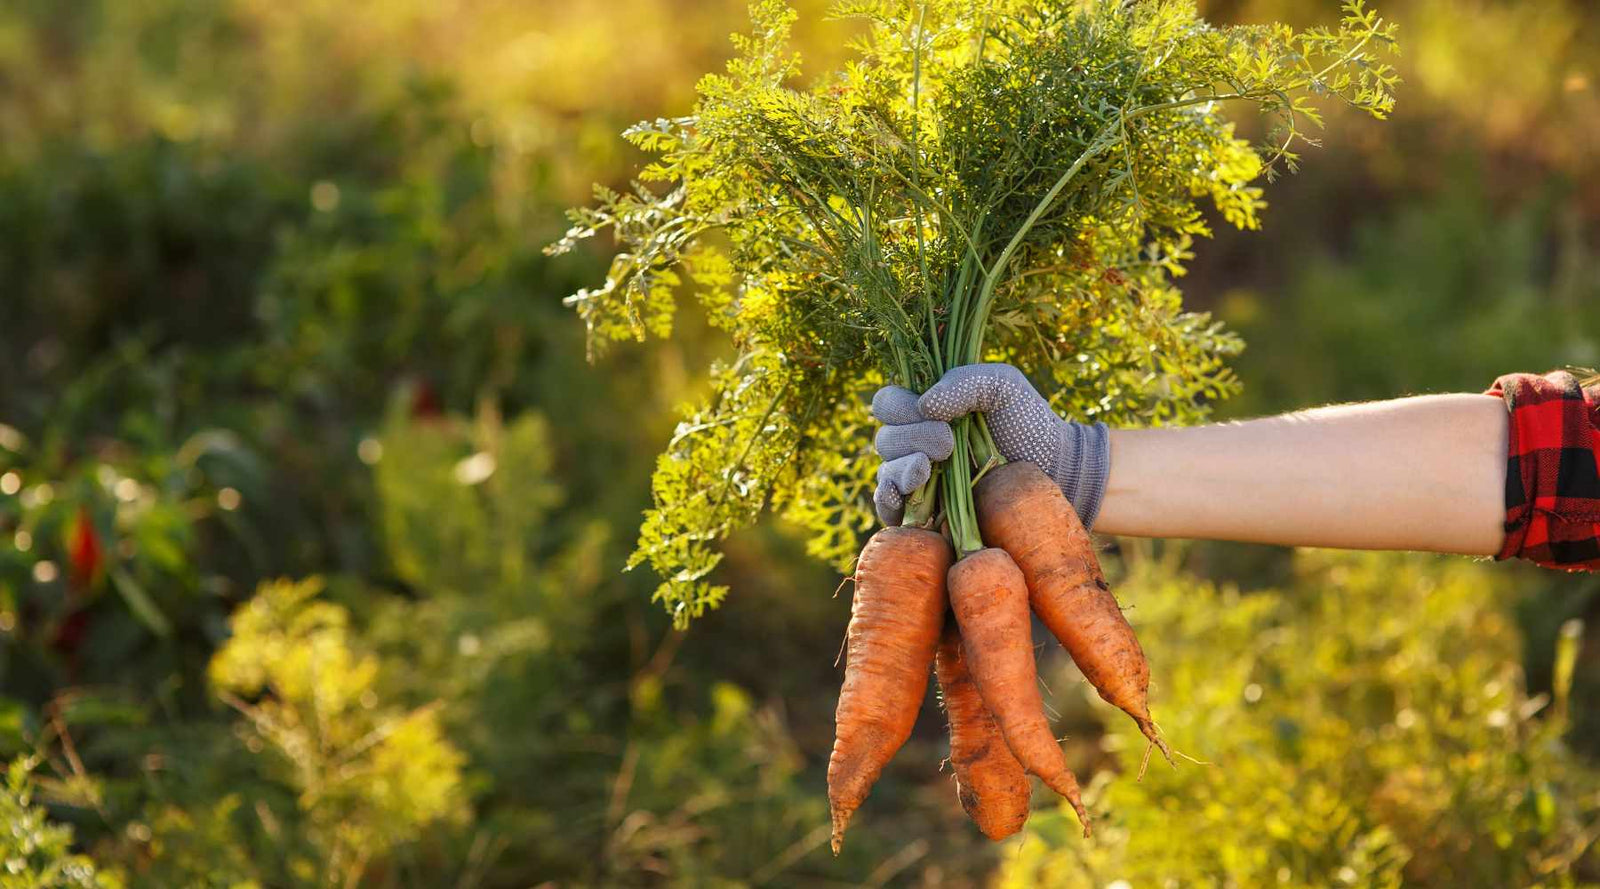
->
xmin=0 ymin=757 xmax=123 ymax=889
xmin=1003 ymin=551 xmax=1600 ymax=888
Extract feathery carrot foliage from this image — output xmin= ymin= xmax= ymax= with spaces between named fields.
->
xmin=552 ymin=0 xmax=1399 ymax=623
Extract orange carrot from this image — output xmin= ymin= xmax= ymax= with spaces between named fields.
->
xmin=975 ymin=461 xmax=1171 ymax=763
xmin=947 ymin=547 xmax=1091 ymax=835
xmin=828 ymin=526 xmax=951 ymax=854
xmin=935 ymin=618 xmax=1031 ymax=841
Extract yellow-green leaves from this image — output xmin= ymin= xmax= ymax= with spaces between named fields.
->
xmin=210 ymin=579 xmax=375 ymax=711
xmin=0 ymin=756 xmax=124 ymax=888
xmin=629 ymin=350 xmax=805 ymax=624
xmin=550 ymin=184 xmax=698 ymax=359
xmin=1001 ymin=551 xmax=1598 ymax=888
xmin=210 ymin=578 xmax=467 ymax=883
xmin=555 ymin=0 xmax=1398 ymax=621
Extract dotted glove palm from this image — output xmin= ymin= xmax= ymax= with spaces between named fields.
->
xmin=872 ymin=363 xmax=1109 ymax=528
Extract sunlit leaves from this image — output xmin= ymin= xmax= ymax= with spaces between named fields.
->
xmin=0 ymin=757 xmax=123 ymax=888
xmin=551 ymin=184 xmax=702 ymax=359
xmin=629 ymin=350 xmax=807 ymax=623
xmin=209 ymin=579 xmax=468 ymax=881
xmin=776 ymin=382 xmax=880 ymax=572
xmin=556 ymin=0 xmax=1398 ymax=620
xmin=1002 ymin=552 xmax=1600 ymax=887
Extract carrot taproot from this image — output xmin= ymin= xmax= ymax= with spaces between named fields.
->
xmin=827 ymin=526 xmax=952 ymax=854
xmin=935 ymin=618 xmax=1031 ymax=841
xmin=974 ymin=460 xmax=1171 ymax=764
xmin=947 ymin=547 xmax=1091 ymax=835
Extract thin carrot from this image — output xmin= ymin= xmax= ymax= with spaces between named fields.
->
xmin=947 ymin=547 xmax=1091 ymax=836
xmin=935 ymin=618 xmax=1031 ymax=841
xmin=975 ymin=461 xmax=1172 ymax=763
xmin=827 ymin=526 xmax=951 ymax=854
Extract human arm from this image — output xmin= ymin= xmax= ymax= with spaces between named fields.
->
xmin=873 ymin=363 xmax=1513 ymax=557
xmin=1093 ymin=394 xmax=1507 ymax=556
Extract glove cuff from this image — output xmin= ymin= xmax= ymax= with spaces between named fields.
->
xmin=1051 ymin=420 xmax=1110 ymax=529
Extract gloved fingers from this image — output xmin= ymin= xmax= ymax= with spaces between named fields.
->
xmin=874 ymin=420 xmax=955 ymax=461
xmin=878 ymin=452 xmax=933 ymax=497
xmin=874 ymin=496 xmax=904 ymax=527
xmin=874 ymin=452 xmax=931 ymax=526
xmin=871 ymin=385 xmax=924 ymax=425
xmin=917 ymin=363 xmax=1030 ymax=421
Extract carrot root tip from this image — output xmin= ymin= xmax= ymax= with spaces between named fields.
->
xmin=1137 ymin=718 xmax=1174 ymax=767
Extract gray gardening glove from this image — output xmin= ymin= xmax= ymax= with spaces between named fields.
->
xmin=869 ymin=385 xmax=954 ymax=527
xmin=872 ymin=363 xmax=1109 ymax=528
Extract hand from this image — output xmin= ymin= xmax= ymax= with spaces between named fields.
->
xmin=872 ymin=363 xmax=1110 ymax=527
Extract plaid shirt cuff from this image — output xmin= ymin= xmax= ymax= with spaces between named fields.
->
xmin=1486 ymin=371 xmax=1600 ymax=571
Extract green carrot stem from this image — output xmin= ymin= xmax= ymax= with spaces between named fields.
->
xmin=901 ymin=464 xmax=941 ymax=528
xmin=943 ymin=418 xmax=983 ymax=556
xmin=967 ymin=417 xmax=994 ymax=467
xmin=974 ymin=413 xmax=1003 ymax=466
xmin=965 ymin=129 xmax=1120 ymax=359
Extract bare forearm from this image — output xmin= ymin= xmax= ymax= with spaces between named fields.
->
xmin=1094 ymin=394 xmax=1509 ymax=556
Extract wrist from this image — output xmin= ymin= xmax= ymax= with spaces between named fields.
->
xmin=1051 ymin=420 xmax=1110 ymax=528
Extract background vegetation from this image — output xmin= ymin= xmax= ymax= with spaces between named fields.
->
xmin=0 ymin=0 xmax=1596 ymax=885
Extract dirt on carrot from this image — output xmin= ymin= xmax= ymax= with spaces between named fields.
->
xmin=935 ymin=618 xmax=1031 ymax=841
xmin=947 ymin=546 xmax=1090 ymax=836
xmin=827 ymin=526 xmax=952 ymax=854
xmin=975 ymin=460 xmax=1171 ymax=764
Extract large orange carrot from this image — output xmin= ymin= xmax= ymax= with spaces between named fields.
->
xmin=975 ymin=461 xmax=1171 ymax=762
xmin=947 ymin=547 xmax=1091 ymax=835
xmin=935 ymin=619 xmax=1031 ymax=841
xmin=828 ymin=526 xmax=951 ymax=854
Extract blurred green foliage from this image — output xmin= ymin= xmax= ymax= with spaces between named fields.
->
xmin=0 ymin=757 xmax=122 ymax=888
xmin=208 ymin=577 xmax=469 ymax=887
xmin=1005 ymin=551 xmax=1600 ymax=887
xmin=0 ymin=0 xmax=1597 ymax=885
xmin=1217 ymin=176 xmax=1600 ymax=415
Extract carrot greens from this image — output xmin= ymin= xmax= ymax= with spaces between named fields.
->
xmin=550 ymin=0 xmax=1398 ymax=624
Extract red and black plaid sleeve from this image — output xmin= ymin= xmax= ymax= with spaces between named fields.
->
xmin=1486 ymin=371 xmax=1600 ymax=572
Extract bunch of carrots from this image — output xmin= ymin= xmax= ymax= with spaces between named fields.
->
xmin=830 ymin=458 xmax=1163 ymax=849
xmin=552 ymin=0 xmax=1397 ymax=849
